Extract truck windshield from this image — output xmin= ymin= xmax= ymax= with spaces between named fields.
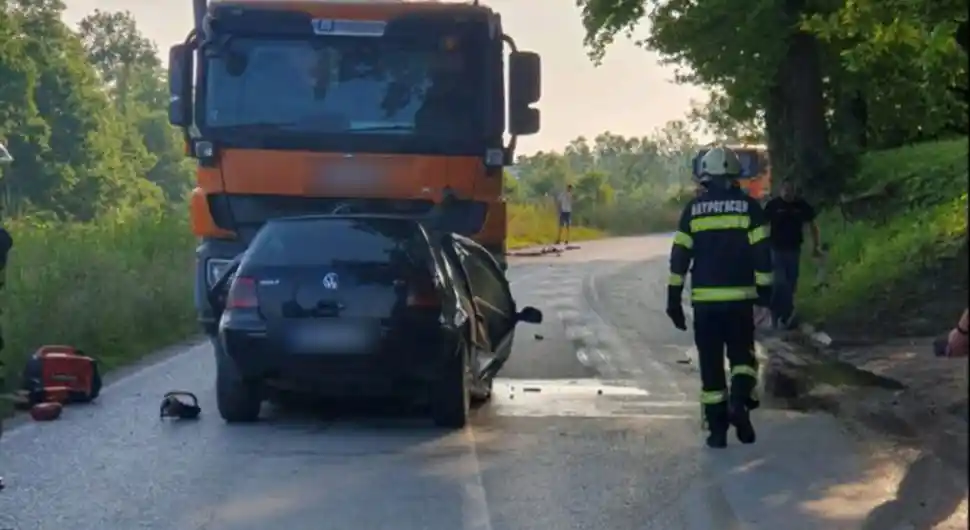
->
xmin=202 ymin=35 xmax=482 ymax=142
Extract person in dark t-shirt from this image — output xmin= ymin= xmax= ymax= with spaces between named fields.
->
xmin=763 ymin=181 xmax=822 ymax=328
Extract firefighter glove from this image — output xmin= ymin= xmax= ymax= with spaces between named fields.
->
xmin=666 ymin=287 xmax=688 ymax=331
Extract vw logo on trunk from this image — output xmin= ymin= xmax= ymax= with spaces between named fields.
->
xmin=322 ymin=273 xmax=339 ymax=290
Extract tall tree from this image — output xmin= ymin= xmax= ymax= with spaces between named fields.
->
xmin=576 ymin=0 xmax=834 ymax=192
xmin=7 ymin=0 xmax=160 ymax=218
xmin=575 ymin=0 xmax=966 ymax=199
xmin=77 ymin=9 xmax=159 ymax=110
xmin=0 ymin=2 xmax=49 ymax=211
xmin=77 ymin=9 xmax=193 ymax=202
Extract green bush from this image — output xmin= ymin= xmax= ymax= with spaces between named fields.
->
xmin=585 ymin=200 xmax=683 ymax=235
xmin=798 ymin=138 xmax=969 ymax=333
xmin=1 ymin=206 xmax=197 ymax=393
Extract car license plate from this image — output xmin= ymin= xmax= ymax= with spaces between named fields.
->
xmin=287 ymin=322 xmax=373 ymax=355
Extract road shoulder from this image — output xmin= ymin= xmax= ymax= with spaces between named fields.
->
xmin=760 ymin=333 xmax=969 ymax=528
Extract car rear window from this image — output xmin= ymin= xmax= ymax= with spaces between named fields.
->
xmin=247 ymin=217 xmax=427 ymax=267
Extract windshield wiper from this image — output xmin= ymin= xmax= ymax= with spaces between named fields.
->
xmin=208 ymin=122 xmax=307 ymax=134
xmin=347 ymin=125 xmax=415 ymax=133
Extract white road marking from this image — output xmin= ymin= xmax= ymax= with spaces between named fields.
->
xmin=459 ymin=427 xmax=494 ymax=530
xmin=489 ymin=379 xmax=692 ymax=419
xmin=584 ymin=266 xmax=687 ymax=399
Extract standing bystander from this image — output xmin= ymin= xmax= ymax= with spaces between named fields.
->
xmin=555 ymin=184 xmax=573 ymax=246
xmin=763 ymin=181 xmax=823 ymax=329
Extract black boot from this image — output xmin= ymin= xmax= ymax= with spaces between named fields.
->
xmin=729 ymin=375 xmax=758 ymax=444
xmin=703 ymin=402 xmax=729 ymax=448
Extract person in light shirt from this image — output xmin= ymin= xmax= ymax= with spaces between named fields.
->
xmin=555 ymin=184 xmax=573 ymax=246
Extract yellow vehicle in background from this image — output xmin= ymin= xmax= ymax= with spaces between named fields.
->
xmin=692 ymin=144 xmax=771 ymax=201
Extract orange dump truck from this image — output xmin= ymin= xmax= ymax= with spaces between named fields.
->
xmin=167 ymin=0 xmax=541 ymax=334
xmin=692 ymin=144 xmax=771 ymax=201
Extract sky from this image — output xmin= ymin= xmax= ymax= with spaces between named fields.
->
xmin=63 ymin=0 xmax=706 ymax=155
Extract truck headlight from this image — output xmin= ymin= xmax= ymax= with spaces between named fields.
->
xmin=205 ymin=258 xmax=234 ymax=287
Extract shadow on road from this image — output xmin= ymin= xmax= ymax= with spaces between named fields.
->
xmin=691 ymin=409 xmax=965 ymax=529
xmin=859 ymin=452 xmax=967 ymax=530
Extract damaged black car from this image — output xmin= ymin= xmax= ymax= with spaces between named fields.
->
xmin=208 ymin=214 xmax=541 ymax=428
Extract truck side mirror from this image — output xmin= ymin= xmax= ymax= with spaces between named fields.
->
xmin=509 ymin=51 xmax=541 ymax=136
xmin=510 ymin=108 xmax=540 ymax=137
xmin=168 ymin=44 xmax=194 ymax=128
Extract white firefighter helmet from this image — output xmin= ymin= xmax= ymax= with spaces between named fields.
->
xmin=699 ymin=145 xmax=742 ymax=178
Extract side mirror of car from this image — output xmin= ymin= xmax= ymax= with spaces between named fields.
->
xmin=516 ymin=306 xmax=543 ymax=324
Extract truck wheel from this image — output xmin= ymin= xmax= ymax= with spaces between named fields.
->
xmin=431 ymin=339 xmax=471 ymax=429
xmin=214 ymin=341 xmax=262 ymax=423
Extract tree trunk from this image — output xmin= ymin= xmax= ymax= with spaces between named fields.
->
xmin=829 ymin=60 xmax=868 ymax=153
xmin=786 ymin=31 xmax=835 ymax=197
xmin=765 ymin=84 xmax=793 ymax=186
xmin=765 ymin=50 xmax=796 ymax=192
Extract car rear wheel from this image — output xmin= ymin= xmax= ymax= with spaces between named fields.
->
xmin=431 ymin=339 xmax=471 ymax=429
xmin=470 ymin=376 xmax=493 ymax=407
xmin=214 ymin=341 xmax=262 ymax=423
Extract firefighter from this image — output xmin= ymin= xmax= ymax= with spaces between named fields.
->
xmin=665 ymin=145 xmax=773 ymax=448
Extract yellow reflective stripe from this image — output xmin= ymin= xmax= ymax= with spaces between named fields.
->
xmin=668 ymin=273 xmax=685 ymax=286
xmin=700 ymin=390 xmax=726 ymax=404
xmin=731 ymin=365 xmax=758 ymax=379
xmin=690 ymin=286 xmax=757 ymax=302
xmin=748 ymin=225 xmax=768 ymax=245
xmin=755 ymin=271 xmax=773 ymax=286
xmin=690 ymin=215 xmax=750 ymax=232
xmin=673 ymin=231 xmax=693 ymax=249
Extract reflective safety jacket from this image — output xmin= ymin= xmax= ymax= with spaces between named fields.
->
xmin=668 ymin=185 xmax=772 ymax=304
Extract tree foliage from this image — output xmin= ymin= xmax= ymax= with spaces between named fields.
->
xmin=0 ymin=0 xmax=193 ymax=219
xmin=577 ymin=0 xmax=967 ymax=199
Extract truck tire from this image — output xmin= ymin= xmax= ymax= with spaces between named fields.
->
xmin=214 ymin=340 xmax=262 ymax=423
xmin=431 ymin=339 xmax=471 ymax=429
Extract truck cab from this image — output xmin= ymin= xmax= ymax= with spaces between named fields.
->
xmin=167 ymin=0 xmax=541 ymax=334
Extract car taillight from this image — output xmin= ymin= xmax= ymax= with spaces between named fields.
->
xmin=407 ymin=273 xmax=440 ymax=308
xmin=226 ymin=277 xmax=258 ymax=309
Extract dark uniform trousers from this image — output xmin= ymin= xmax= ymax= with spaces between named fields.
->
xmin=693 ymin=301 xmax=760 ymax=423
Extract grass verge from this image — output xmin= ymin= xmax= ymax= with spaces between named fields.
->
xmin=507 ymin=203 xmax=606 ymax=249
xmin=0 ymin=206 xmax=197 ymax=413
xmin=585 ymin=200 xmax=684 ymax=236
xmin=797 ymin=137 xmax=969 ymax=335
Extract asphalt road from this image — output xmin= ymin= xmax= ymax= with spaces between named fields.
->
xmin=0 ymin=236 xmax=899 ymax=530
